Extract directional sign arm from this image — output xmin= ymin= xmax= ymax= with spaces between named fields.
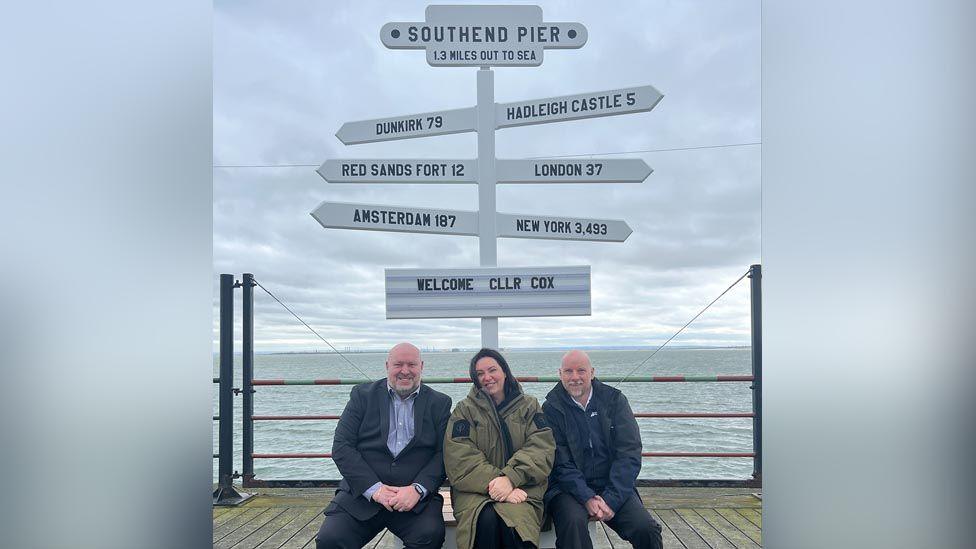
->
xmin=335 ymin=107 xmax=477 ymax=145
xmin=310 ymin=201 xmax=478 ymax=237
xmin=496 ymin=158 xmax=652 ymax=184
xmin=317 ymin=159 xmax=478 ymax=184
xmin=496 ymin=85 xmax=663 ymax=129
xmin=497 ymin=213 xmax=632 ymax=242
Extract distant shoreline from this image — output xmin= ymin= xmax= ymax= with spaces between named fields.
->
xmin=214 ymin=345 xmax=751 ymax=356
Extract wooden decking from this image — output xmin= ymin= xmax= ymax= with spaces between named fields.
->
xmin=212 ymin=486 xmax=761 ymax=548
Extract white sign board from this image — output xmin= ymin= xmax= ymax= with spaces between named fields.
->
xmin=381 ymin=5 xmax=586 ymax=67
xmin=335 ymin=107 xmax=477 ymax=145
xmin=385 ymin=265 xmax=591 ymax=318
xmin=497 ymin=213 xmax=632 ymax=242
xmin=311 ymin=201 xmax=478 ymax=237
xmin=318 ymin=159 xmax=477 ymax=184
xmin=497 ymin=158 xmax=652 ymax=183
xmin=497 ymin=85 xmax=663 ymax=128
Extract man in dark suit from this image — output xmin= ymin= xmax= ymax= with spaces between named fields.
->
xmin=315 ymin=342 xmax=452 ymax=549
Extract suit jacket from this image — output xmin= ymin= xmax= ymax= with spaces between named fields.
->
xmin=326 ymin=379 xmax=452 ymax=521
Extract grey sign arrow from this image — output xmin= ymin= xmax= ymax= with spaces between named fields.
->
xmin=497 ymin=158 xmax=652 ymax=183
xmin=496 ymin=85 xmax=663 ymax=129
xmin=335 ymin=107 xmax=477 ymax=145
xmin=497 ymin=213 xmax=632 ymax=242
xmin=310 ymin=201 xmax=478 ymax=236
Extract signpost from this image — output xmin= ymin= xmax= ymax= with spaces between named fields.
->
xmin=312 ymin=4 xmax=663 ymax=348
xmin=385 ymin=266 xmax=591 ymax=319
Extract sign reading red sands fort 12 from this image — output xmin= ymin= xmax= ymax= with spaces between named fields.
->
xmin=381 ymin=5 xmax=586 ymax=67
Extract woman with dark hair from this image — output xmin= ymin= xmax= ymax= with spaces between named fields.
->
xmin=444 ymin=348 xmax=555 ymax=549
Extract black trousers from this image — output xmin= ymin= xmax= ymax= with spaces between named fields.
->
xmin=315 ymin=500 xmax=445 ymax=549
xmin=548 ymin=492 xmax=662 ymax=549
xmin=474 ymin=503 xmax=535 ymax=549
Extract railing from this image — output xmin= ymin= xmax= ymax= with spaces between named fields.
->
xmin=213 ymin=265 xmax=763 ymax=495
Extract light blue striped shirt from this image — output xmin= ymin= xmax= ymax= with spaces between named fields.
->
xmin=363 ymin=385 xmax=427 ymax=501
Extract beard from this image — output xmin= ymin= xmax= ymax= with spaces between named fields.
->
xmin=566 ymin=383 xmax=587 ymax=398
xmin=393 ymin=375 xmax=419 ymax=396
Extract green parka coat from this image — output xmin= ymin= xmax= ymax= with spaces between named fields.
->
xmin=444 ymin=384 xmax=556 ymax=549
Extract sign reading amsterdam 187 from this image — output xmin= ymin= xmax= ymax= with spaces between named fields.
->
xmin=381 ymin=5 xmax=586 ymax=67
xmin=311 ymin=5 xmax=663 ymax=347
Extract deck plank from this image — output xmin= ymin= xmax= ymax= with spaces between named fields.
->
xmin=674 ymin=509 xmax=736 ymax=549
xmin=591 ymin=522 xmax=614 ymax=549
xmin=377 ymin=529 xmax=401 ymax=549
xmin=256 ymin=508 xmax=321 ymax=549
xmin=213 ymin=506 xmax=234 ymax=519
xmin=211 ymin=487 xmax=760 ymax=549
xmin=233 ymin=507 xmax=305 ymax=549
xmin=695 ymin=509 xmax=759 ymax=549
xmin=736 ymin=508 xmax=761 ymax=529
xmin=650 ymin=509 xmax=685 ymax=549
xmin=716 ymin=509 xmax=762 ymax=546
xmin=278 ymin=510 xmax=324 ymax=549
xmin=216 ymin=508 xmax=288 ymax=549
xmin=214 ymin=508 xmax=273 ymax=544
xmin=656 ymin=509 xmax=711 ymax=549
xmin=213 ymin=506 xmax=248 ymax=527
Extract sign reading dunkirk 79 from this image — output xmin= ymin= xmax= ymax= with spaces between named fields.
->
xmin=381 ymin=5 xmax=586 ymax=67
xmin=311 ymin=5 xmax=662 ymax=346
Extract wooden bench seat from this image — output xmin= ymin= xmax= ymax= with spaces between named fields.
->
xmin=392 ymin=490 xmax=604 ymax=549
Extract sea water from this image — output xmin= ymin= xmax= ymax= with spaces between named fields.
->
xmin=212 ymin=348 xmax=755 ymax=482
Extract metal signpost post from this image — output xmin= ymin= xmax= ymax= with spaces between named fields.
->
xmin=312 ymin=4 xmax=663 ymax=349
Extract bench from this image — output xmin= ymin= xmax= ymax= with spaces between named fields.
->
xmin=391 ymin=490 xmax=600 ymax=549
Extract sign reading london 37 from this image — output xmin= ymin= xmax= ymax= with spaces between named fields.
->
xmin=311 ymin=5 xmax=663 ymax=340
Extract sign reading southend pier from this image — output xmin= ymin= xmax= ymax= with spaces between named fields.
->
xmin=381 ymin=5 xmax=586 ymax=67
xmin=385 ymin=266 xmax=591 ymax=318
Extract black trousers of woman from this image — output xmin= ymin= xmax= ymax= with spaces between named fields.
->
xmin=475 ymin=503 xmax=535 ymax=549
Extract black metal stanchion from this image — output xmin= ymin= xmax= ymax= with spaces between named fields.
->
xmin=213 ymin=274 xmax=252 ymax=506
xmin=242 ymin=273 xmax=255 ymax=486
xmin=749 ymin=264 xmax=762 ymax=483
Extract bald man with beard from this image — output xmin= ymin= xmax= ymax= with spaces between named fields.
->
xmin=315 ymin=343 xmax=453 ymax=549
xmin=543 ymin=350 xmax=663 ymax=549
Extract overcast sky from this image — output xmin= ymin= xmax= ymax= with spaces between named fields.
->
xmin=213 ymin=0 xmax=760 ymax=352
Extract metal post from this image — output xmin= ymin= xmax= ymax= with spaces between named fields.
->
xmin=477 ymin=67 xmax=499 ymax=350
xmin=749 ymin=264 xmax=762 ymax=481
xmin=242 ymin=273 xmax=255 ymax=486
xmin=213 ymin=274 xmax=251 ymax=505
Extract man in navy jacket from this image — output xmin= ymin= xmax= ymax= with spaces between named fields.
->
xmin=543 ymin=350 xmax=662 ymax=549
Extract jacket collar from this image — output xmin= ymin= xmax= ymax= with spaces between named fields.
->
xmin=546 ymin=378 xmax=617 ymax=411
